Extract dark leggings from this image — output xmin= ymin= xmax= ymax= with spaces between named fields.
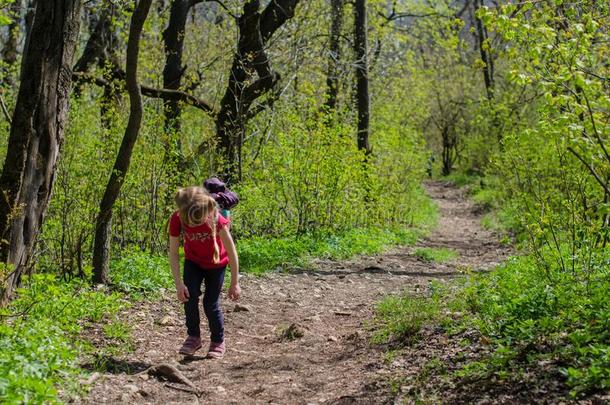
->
xmin=183 ymin=260 xmax=226 ymax=343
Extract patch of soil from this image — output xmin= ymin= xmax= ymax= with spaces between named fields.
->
xmin=77 ymin=181 xmax=519 ymax=404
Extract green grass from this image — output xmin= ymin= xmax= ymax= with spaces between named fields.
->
xmin=0 ymin=252 xmax=172 ymax=404
xmin=239 ymin=189 xmax=438 ymax=275
xmin=413 ymin=247 xmax=458 ymax=263
xmin=443 ymin=172 xmax=482 ymax=189
xmin=372 ymin=289 xmax=442 ymax=345
xmin=374 ymin=253 xmax=610 ymax=398
xmin=0 ymin=274 xmax=125 ymax=403
xmin=240 ymin=226 xmax=423 ymax=275
xmin=110 ymin=250 xmax=174 ymax=297
xmin=455 ymin=255 xmax=610 ymax=397
xmin=102 ymin=320 xmax=134 ymax=353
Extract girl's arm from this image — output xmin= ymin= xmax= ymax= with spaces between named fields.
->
xmin=219 ymin=227 xmax=241 ymax=300
xmin=169 ymin=236 xmax=189 ymax=302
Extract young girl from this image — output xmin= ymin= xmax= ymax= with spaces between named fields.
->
xmin=168 ymin=186 xmax=241 ymax=358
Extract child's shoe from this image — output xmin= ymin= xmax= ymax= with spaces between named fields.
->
xmin=179 ymin=335 xmax=202 ymax=355
xmin=207 ymin=341 xmax=225 ymax=359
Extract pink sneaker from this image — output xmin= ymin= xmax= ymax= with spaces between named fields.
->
xmin=179 ymin=335 xmax=202 ymax=355
xmin=207 ymin=341 xmax=225 ymax=359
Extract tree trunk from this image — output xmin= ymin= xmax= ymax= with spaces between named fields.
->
xmin=92 ymin=0 xmax=152 ymax=284
xmin=441 ymin=126 xmax=454 ymax=176
xmin=162 ymin=0 xmax=201 ymax=192
xmin=325 ymin=0 xmax=344 ymax=111
xmin=0 ymin=0 xmax=82 ymax=304
xmin=473 ymin=0 xmax=494 ymax=100
xmin=73 ymin=4 xmax=122 ymax=129
xmin=354 ymin=0 xmax=370 ymax=155
xmin=1 ymin=0 xmax=23 ymax=86
xmin=162 ymin=0 xmax=191 ymax=137
xmin=211 ymin=0 xmax=299 ymax=184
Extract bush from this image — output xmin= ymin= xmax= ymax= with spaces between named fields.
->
xmin=0 ymin=251 xmax=175 ymax=403
xmin=455 ymin=255 xmax=610 ymax=396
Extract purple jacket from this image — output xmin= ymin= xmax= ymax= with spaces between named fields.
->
xmin=204 ymin=177 xmax=239 ymax=210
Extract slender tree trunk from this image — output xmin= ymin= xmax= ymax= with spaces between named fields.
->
xmin=1 ymin=0 xmax=23 ymax=86
xmin=325 ymin=0 xmax=343 ymax=111
xmin=354 ymin=0 xmax=370 ymax=155
xmin=162 ymin=0 xmax=191 ymax=137
xmin=74 ymin=4 xmax=122 ymax=129
xmin=0 ymin=0 xmax=82 ymax=304
xmin=473 ymin=0 xmax=494 ymax=100
xmin=92 ymin=0 xmax=152 ymax=284
xmin=162 ymin=0 xmax=201 ymax=193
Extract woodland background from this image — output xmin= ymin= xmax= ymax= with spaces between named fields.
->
xmin=0 ymin=0 xmax=608 ymax=402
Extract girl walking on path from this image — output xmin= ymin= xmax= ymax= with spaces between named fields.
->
xmin=168 ymin=186 xmax=241 ymax=359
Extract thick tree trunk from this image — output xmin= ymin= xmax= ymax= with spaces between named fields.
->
xmin=211 ymin=0 xmax=299 ymax=184
xmin=0 ymin=0 xmax=82 ymax=303
xmin=473 ymin=0 xmax=494 ymax=100
xmin=92 ymin=0 xmax=152 ymax=284
xmin=325 ymin=0 xmax=344 ymax=111
xmin=354 ymin=0 xmax=370 ymax=155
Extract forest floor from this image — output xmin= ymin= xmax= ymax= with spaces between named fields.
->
xmin=80 ymin=181 xmax=515 ymax=404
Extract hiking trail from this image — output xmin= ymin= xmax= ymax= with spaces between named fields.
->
xmin=81 ymin=181 xmax=511 ymax=404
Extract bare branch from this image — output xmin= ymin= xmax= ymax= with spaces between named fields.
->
xmin=73 ymin=72 xmax=216 ymax=114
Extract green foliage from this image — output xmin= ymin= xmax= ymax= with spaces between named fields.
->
xmin=0 ymin=274 xmax=124 ymax=403
xmin=0 ymin=250 xmax=175 ymax=403
xmin=413 ymin=247 xmax=458 ymax=263
xmin=373 ymin=288 xmax=442 ymax=345
xmin=433 ymin=3 xmax=610 ymax=395
xmin=110 ymin=250 xmax=173 ymax=297
xmin=443 ymin=172 xmax=482 ymax=189
xmin=454 ymin=255 xmax=610 ymax=396
xmin=234 ymin=105 xmax=429 ymax=238
xmin=240 ymin=226 xmax=423 ymax=275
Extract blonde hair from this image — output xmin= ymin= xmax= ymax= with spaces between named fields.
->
xmin=174 ymin=186 xmax=220 ymax=263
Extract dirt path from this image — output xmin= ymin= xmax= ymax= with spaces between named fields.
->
xmin=82 ymin=181 xmax=511 ymax=404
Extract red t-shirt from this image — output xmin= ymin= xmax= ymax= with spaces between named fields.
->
xmin=169 ymin=211 xmax=229 ymax=269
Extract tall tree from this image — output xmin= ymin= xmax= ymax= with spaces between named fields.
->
xmin=206 ymin=0 xmax=299 ymax=183
xmin=162 ymin=0 xmax=202 ymax=138
xmin=354 ymin=0 xmax=371 ymax=154
xmin=325 ymin=0 xmax=344 ymax=111
xmin=472 ymin=0 xmax=494 ymax=100
xmin=0 ymin=0 xmax=82 ymax=303
xmin=73 ymin=2 xmax=122 ymax=128
xmin=1 ymin=0 xmax=23 ymax=86
xmin=92 ymin=0 xmax=152 ymax=284
xmin=161 ymin=0 xmax=202 ymax=194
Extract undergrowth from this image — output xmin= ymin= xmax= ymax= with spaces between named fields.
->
xmin=374 ymin=254 xmax=610 ymax=398
xmin=374 ymin=174 xmax=609 ymax=399
xmin=0 ymin=253 xmax=171 ymax=404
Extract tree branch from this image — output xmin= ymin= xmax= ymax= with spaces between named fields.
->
xmin=73 ymin=72 xmax=216 ymax=114
xmin=260 ymin=0 xmax=299 ymax=42
xmin=567 ymin=146 xmax=610 ymax=197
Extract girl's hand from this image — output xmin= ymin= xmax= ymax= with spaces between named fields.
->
xmin=176 ymin=283 xmax=190 ymax=303
xmin=228 ymin=282 xmax=241 ymax=301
